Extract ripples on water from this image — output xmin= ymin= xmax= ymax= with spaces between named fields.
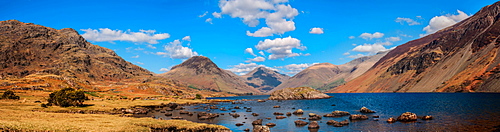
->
xmin=149 ymin=93 xmax=500 ymax=131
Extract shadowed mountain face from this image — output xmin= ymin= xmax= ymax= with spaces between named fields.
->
xmin=271 ymin=51 xmax=388 ymax=93
xmin=330 ymin=1 xmax=500 ymax=93
xmin=159 ymin=56 xmax=261 ymax=94
xmin=0 ymin=20 xmax=152 ymax=81
xmin=241 ymin=67 xmax=290 ymax=93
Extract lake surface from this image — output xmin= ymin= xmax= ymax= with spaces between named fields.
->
xmin=149 ymin=93 xmax=500 ymax=131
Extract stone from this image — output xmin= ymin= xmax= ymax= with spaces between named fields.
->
xmin=253 ymin=125 xmax=270 ymax=132
xmin=252 ymin=119 xmax=263 ymax=125
xmin=179 ymin=110 xmax=189 ymax=114
xmin=309 ymin=113 xmax=317 ymax=117
xmin=331 ymin=110 xmax=350 ymax=116
xmin=244 ymin=128 xmax=250 ymax=131
xmin=257 ymin=100 xmax=266 ymax=102
xmin=286 ymin=112 xmax=292 ymax=116
xmin=265 ymin=123 xmax=276 ymax=126
xmin=308 ymin=121 xmax=320 ymax=129
xmin=268 ymin=87 xmax=331 ymax=100
xmin=387 ymin=117 xmax=396 ymax=123
xmin=171 ymin=116 xmax=183 ymax=119
xmin=234 ymin=106 xmax=240 ymax=109
xmin=373 ymin=115 xmax=380 ymax=118
xmin=276 ymin=116 xmax=287 ymax=119
xmin=339 ymin=120 xmax=349 ymax=125
xmin=164 ymin=113 xmax=172 ymax=116
xmin=236 ymin=123 xmax=244 ymax=126
xmin=422 ymin=115 xmax=433 ymax=120
xmin=293 ymin=109 xmax=304 ymax=115
xmin=360 ymin=107 xmax=376 ymax=113
xmin=327 ymin=120 xmax=343 ymax=127
xmin=349 ymin=114 xmax=368 ymax=120
xmin=397 ymin=112 xmax=417 ymax=122
xmin=294 ymin=120 xmax=308 ymax=126
xmin=273 ymin=112 xmax=284 ymax=115
xmin=252 ymin=113 xmax=259 ymax=116
xmin=273 ymin=105 xmax=280 ymax=108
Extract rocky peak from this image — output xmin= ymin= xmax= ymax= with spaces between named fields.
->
xmin=243 ymin=67 xmax=290 ymax=93
xmin=170 ymin=56 xmax=222 ymax=75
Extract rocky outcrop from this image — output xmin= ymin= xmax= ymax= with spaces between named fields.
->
xmin=268 ymin=87 xmax=330 ymax=100
xmin=253 ymin=125 xmax=270 ymax=132
xmin=327 ymin=120 xmax=349 ymax=127
xmin=242 ymin=67 xmax=290 ymax=93
xmin=349 ymin=114 xmax=368 ymax=120
xmin=360 ymin=107 xmax=376 ymax=113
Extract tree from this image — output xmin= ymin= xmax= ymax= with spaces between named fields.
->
xmin=47 ymin=87 xmax=86 ymax=107
xmin=195 ymin=94 xmax=202 ymax=99
xmin=1 ymin=90 xmax=20 ymax=100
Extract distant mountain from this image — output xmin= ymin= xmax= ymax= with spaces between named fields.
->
xmin=271 ymin=51 xmax=388 ymax=93
xmin=158 ymin=56 xmax=261 ymax=94
xmin=241 ymin=67 xmax=290 ymax=93
xmin=0 ymin=20 xmax=229 ymax=98
xmin=329 ymin=1 xmax=500 ymax=93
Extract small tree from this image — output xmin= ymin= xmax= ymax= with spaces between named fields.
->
xmin=1 ymin=90 xmax=20 ymax=100
xmin=47 ymin=87 xmax=86 ymax=107
xmin=195 ymin=94 xmax=203 ymax=99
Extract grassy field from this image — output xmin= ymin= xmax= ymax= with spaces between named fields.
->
xmin=0 ymin=92 xmax=231 ymax=132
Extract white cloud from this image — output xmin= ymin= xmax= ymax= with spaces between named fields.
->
xmin=395 ymin=17 xmax=421 ymax=25
xmin=421 ymin=10 xmax=470 ymax=37
xmin=80 ymin=28 xmax=170 ymax=44
xmin=343 ymin=52 xmax=350 ymax=55
xmin=162 ymin=39 xmax=198 ymax=59
xmin=255 ymin=36 xmax=306 ymax=60
xmin=245 ymin=56 xmax=266 ymax=63
xmin=349 ymin=36 xmax=355 ymax=39
xmin=309 ymin=27 xmax=324 ymax=34
xmin=134 ymin=47 xmax=145 ymax=51
xmin=227 ymin=63 xmax=261 ymax=74
xmin=359 ymin=32 xmax=384 ymax=40
xmin=212 ymin=12 xmax=222 ymax=18
xmin=159 ymin=68 xmax=170 ymax=72
xmin=199 ymin=11 xmax=208 ymax=17
xmin=205 ymin=18 xmax=213 ymax=24
xmin=258 ymin=51 xmax=265 ymax=56
xmin=182 ymin=36 xmax=191 ymax=41
xmin=155 ymin=52 xmax=168 ymax=56
xmin=218 ymin=0 xmax=299 ymax=37
xmin=131 ymin=55 xmax=139 ymax=58
xmin=352 ymin=42 xmax=389 ymax=53
xmin=245 ymin=48 xmax=257 ymax=56
xmin=283 ymin=63 xmax=318 ymax=75
xmin=147 ymin=45 xmax=157 ymax=49
xmin=136 ymin=62 xmax=144 ymax=65
xmin=385 ymin=37 xmax=401 ymax=42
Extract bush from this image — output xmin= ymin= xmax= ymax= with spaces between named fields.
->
xmin=195 ymin=94 xmax=202 ymax=99
xmin=1 ymin=90 xmax=20 ymax=100
xmin=47 ymin=87 xmax=87 ymax=107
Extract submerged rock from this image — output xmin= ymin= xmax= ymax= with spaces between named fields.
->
xmin=276 ymin=116 xmax=287 ymax=119
xmin=422 ymin=115 xmax=433 ymax=120
xmin=265 ymin=123 xmax=276 ymax=126
xmin=294 ymin=120 xmax=308 ymax=126
xmin=397 ymin=112 xmax=417 ymax=122
xmin=268 ymin=87 xmax=331 ymax=100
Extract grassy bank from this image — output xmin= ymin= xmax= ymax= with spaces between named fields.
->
xmin=0 ymin=97 xmax=230 ymax=131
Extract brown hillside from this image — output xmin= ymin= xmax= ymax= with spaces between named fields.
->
xmin=158 ymin=56 xmax=261 ymax=94
xmin=241 ymin=67 xmax=290 ymax=93
xmin=330 ymin=1 xmax=500 ymax=93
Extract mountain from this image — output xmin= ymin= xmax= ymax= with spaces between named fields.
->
xmin=271 ymin=51 xmax=388 ymax=93
xmin=329 ymin=1 xmax=500 ymax=93
xmin=241 ymin=67 xmax=290 ymax=93
xmin=158 ymin=56 xmax=261 ymax=94
xmin=0 ymin=20 xmax=229 ymax=98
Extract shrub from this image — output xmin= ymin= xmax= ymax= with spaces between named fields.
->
xmin=1 ymin=90 xmax=20 ymax=100
xmin=47 ymin=87 xmax=87 ymax=107
xmin=195 ymin=94 xmax=202 ymax=99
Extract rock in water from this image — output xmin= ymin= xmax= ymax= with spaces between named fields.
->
xmin=294 ymin=120 xmax=308 ymax=126
xmin=252 ymin=119 xmax=263 ymax=125
xmin=422 ymin=115 xmax=433 ymax=120
xmin=387 ymin=117 xmax=396 ymax=123
xmin=293 ymin=109 xmax=304 ymax=114
xmin=397 ymin=112 xmax=417 ymax=122
xmin=308 ymin=121 xmax=320 ymax=129
xmin=349 ymin=114 xmax=368 ymax=120
xmin=268 ymin=87 xmax=330 ymax=100
xmin=253 ymin=125 xmax=270 ymax=132
xmin=360 ymin=107 xmax=376 ymax=113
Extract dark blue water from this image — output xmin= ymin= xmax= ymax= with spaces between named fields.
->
xmin=152 ymin=93 xmax=500 ymax=131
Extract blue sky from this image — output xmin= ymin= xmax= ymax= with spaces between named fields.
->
xmin=1 ymin=0 xmax=498 ymax=75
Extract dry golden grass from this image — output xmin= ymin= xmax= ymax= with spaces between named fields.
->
xmin=0 ymin=98 xmax=230 ymax=131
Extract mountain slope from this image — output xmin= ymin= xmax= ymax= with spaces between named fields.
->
xmin=0 ymin=20 xmax=230 ymax=98
xmin=158 ymin=56 xmax=261 ymax=94
xmin=241 ymin=67 xmax=290 ymax=93
xmin=272 ymin=51 xmax=388 ymax=92
xmin=329 ymin=2 xmax=500 ymax=93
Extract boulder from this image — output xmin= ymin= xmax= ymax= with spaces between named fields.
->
xmin=349 ymin=114 xmax=368 ymax=120
xmin=164 ymin=113 xmax=172 ymax=116
xmin=273 ymin=105 xmax=280 ymax=108
xmin=324 ymin=110 xmax=350 ymax=117
xmin=252 ymin=113 xmax=259 ymax=116
xmin=294 ymin=120 xmax=308 ymax=126
xmin=293 ymin=109 xmax=304 ymax=115
xmin=171 ymin=116 xmax=183 ymax=120
xmin=327 ymin=120 xmax=343 ymax=127
xmin=253 ymin=125 xmax=270 ymax=132
xmin=422 ymin=115 xmax=433 ymax=120
xmin=387 ymin=117 xmax=396 ymax=123
xmin=309 ymin=113 xmax=317 ymax=117
xmin=236 ymin=123 xmax=244 ymax=126
xmin=252 ymin=119 xmax=263 ymax=125
xmin=257 ymin=100 xmax=265 ymax=102
xmin=244 ymin=128 xmax=250 ymax=131
xmin=309 ymin=114 xmax=322 ymax=120
xmin=360 ymin=107 xmax=376 ymax=113
xmin=179 ymin=110 xmax=189 ymax=114
xmin=273 ymin=112 xmax=284 ymax=115
xmin=286 ymin=112 xmax=292 ymax=116
xmin=268 ymin=87 xmax=331 ymax=100
xmin=397 ymin=112 xmax=417 ymax=122
xmin=308 ymin=121 xmax=320 ymax=129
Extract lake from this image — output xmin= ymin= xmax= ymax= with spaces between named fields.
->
xmin=149 ymin=93 xmax=500 ymax=131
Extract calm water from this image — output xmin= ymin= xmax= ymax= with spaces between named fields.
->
xmin=150 ymin=93 xmax=500 ymax=131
